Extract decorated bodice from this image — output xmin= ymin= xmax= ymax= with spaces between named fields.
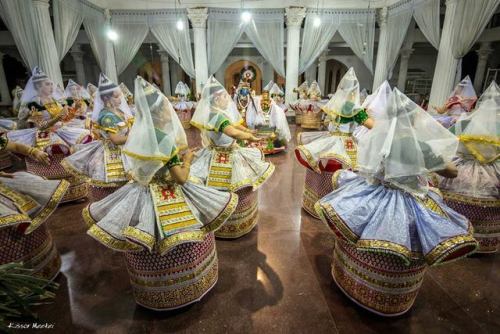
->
xmin=327 ymin=109 xmax=369 ymax=134
xmin=25 ymin=98 xmax=64 ymax=127
xmin=205 ymin=112 xmax=234 ymax=147
xmin=97 ymin=108 xmax=130 ymax=139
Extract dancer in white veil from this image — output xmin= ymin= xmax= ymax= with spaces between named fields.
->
xmin=82 ymin=76 xmax=237 ymax=310
xmin=439 ymin=81 xmax=500 ymax=253
xmin=315 ymin=89 xmax=477 ymax=316
xmin=62 ymin=74 xmax=134 ymax=201
xmin=190 ymin=76 xmax=274 ymax=239
xmin=63 ymin=79 xmax=91 ymax=129
xmin=433 ymin=76 xmax=477 ymax=128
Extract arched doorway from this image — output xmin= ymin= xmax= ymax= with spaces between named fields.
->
xmin=224 ymin=60 xmax=262 ymax=94
xmin=325 ymin=59 xmax=348 ymax=94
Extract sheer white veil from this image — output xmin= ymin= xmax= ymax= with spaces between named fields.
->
xmin=322 ymin=67 xmax=361 ymax=118
xmin=358 ymin=88 xmax=458 ymax=195
xmin=20 ymin=66 xmax=61 ymax=104
xmin=64 ymin=79 xmax=91 ymax=100
xmin=92 ymin=73 xmax=132 ymax=121
xmin=123 ymin=76 xmax=188 ymax=185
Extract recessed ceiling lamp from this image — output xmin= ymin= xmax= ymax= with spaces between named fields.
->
xmin=241 ymin=11 xmax=252 ymax=23
xmin=176 ymin=19 xmax=184 ymax=30
xmin=313 ymin=16 xmax=321 ymax=27
xmin=106 ymin=29 xmax=118 ymax=41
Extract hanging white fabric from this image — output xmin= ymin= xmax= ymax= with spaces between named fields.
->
xmin=337 ymin=9 xmax=376 ymax=73
xmin=448 ymin=0 xmax=500 ymax=59
xmin=0 ymin=0 xmax=38 ymax=70
xmin=111 ymin=13 xmax=149 ymax=75
xmin=150 ymin=11 xmax=196 ymax=78
xmin=207 ymin=10 xmax=245 ymax=75
xmin=298 ymin=10 xmax=341 ymax=74
xmin=243 ymin=9 xmax=285 ymax=77
xmin=373 ymin=2 xmax=414 ymax=88
xmin=53 ymin=0 xmax=84 ymax=61
xmin=413 ymin=0 xmax=440 ymax=49
xmin=82 ymin=7 xmax=107 ymax=72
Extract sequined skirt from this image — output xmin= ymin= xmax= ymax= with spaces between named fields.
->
xmin=0 ymin=150 xmax=12 ymax=170
xmin=124 ymin=233 xmax=218 ymax=310
xmin=0 ymin=224 xmax=61 ymax=280
xmin=302 ymin=169 xmax=335 ymax=219
xmin=215 ymin=187 xmax=258 ymax=239
xmin=26 ymin=154 xmax=88 ymax=203
xmin=332 ymin=239 xmax=427 ymax=316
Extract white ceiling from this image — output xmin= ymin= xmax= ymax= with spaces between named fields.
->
xmin=88 ymin=0 xmax=401 ymax=10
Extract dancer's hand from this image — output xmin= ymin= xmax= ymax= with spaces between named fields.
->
xmin=32 ymin=149 xmax=50 ymax=165
xmin=0 ymin=171 xmax=15 ymax=178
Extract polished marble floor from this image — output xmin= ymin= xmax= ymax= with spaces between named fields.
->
xmin=32 ymin=125 xmax=499 ymax=333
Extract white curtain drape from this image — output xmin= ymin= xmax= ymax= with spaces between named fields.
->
xmin=449 ymin=0 xmax=500 ymax=59
xmin=0 ymin=0 xmax=38 ymax=70
xmin=53 ymin=0 xmax=84 ymax=61
xmin=338 ymin=10 xmax=376 ymax=72
xmin=150 ymin=13 xmax=195 ymax=78
xmin=244 ymin=10 xmax=285 ymax=77
xmin=111 ymin=14 xmax=149 ymax=74
xmin=413 ymin=0 xmax=440 ymax=49
xmin=82 ymin=8 xmax=107 ymax=72
xmin=207 ymin=11 xmax=244 ymax=75
xmin=299 ymin=11 xmax=341 ymax=74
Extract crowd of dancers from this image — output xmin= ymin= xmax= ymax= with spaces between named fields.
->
xmin=0 ymin=65 xmax=497 ymax=316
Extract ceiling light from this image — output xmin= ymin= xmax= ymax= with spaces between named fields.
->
xmin=313 ymin=16 xmax=321 ymax=27
xmin=241 ymin=11 xmax=252 ymax=23
xmin=176 ymin=19 xmax=184 ymax=31
xmin=106 ymin=29 xmax=118 ymax=41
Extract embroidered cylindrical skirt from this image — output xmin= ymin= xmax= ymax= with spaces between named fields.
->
xmin=0 ymin=150 xmax=12 ymax=170
xmin=444 ymin=195 xmax=499 ymax=253
xmin=302 ymin=169 xmax=334 ymax=219
xmin=89 ymin=185 xmax=121 ymax=203
xmin=0 ymin=224 xmax=61 ymax=280
xmin=124 ymin=233 xmax=218 ymax=311
xmin=215 ymin=188 xmax=258 ymax=239
xmin=26 ymin=154 xmax=88 ymax=203
xmin=176 ymin=109 xmax=192 ymax=129
xmin=332 ymin=239 xmax=427 ymax=316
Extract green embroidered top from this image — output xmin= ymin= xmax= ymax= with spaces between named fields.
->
xmin=334 ymin=109 xmax=369 ymax=125
xmin=98 ymin=109 xmax=125 ymax=133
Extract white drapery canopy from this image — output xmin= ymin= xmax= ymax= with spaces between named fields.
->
xmin=207 ymin=8 xmax=285 ymax=77
xmin=53 ymin=0 xmax=84 ymax=61
xmin=0 ymin=0 xmax=38 ymax=70
xmin=413 ymin=0 xmax=441 ymax=49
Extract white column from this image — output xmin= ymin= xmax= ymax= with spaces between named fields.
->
xmin=0 ymin=52 xmax=12 ymax=105
xmin=70 ymin=44 xmax=86 ymax=85
xmin=32 ymin=0 xmax=63 ymax=86
xmin=397 ymin=48 xmax=413 ymax=92
xmin=474 ymin=42 xmax=493 ymax=93
xmin=158 ymin=48 xmax=171 ymax=96
xmin=104 ymin=9 xmax=118 ymax=83
xmin=187 ymin=8 xmax=209 ymax=94
xmin=372 ymin=7 xmax=389 ymax=91
xmin=317 ymin=51 xmax=328 ymax=95
xmin=305 ymin=60 xmax=317 ymax=84
xmin=428 ymin=0 xmax=459 ymax=111
xmin=285 ymin=7 xmax=306 ymax=108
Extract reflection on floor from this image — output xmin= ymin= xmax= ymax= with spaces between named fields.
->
xmin=35 ymin=125 xmax=499 ymax=333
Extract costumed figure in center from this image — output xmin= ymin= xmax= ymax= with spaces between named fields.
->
xmin=172 ymin=81 xmax=195 ymax=129
xmin=245 ymin=81 xmax=291 ymax=154
xmin=7 ymin=67 xmax=92 ymax=203
xmin=63 ymin=79 xmax=92 ymax=129
xmin=0 ymin=132 xmax=68 ymax=280
xmin=62 ymin=74 xmax=134 ymax=202
xmin=233 ymin=79 xmax=253 ymax=124
xmin=190 ymin=76 xmax=275 ymax=239
xmin=433 ymin=76 xmax=477 ymax=128
xmin=439 ymin=81 xmax=500 ymax=253
xmin=83 ymin=76 xmax=237 ymax=310
xmin=290 ymin=81 xmax=309 ymax=125
xmin=315 ymin=88 xmax=478 ymax=316
xmin=301 ymin=80 xmax=325 ymax=130
xmin=295 ymin=68 xmax=373 ymax=218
